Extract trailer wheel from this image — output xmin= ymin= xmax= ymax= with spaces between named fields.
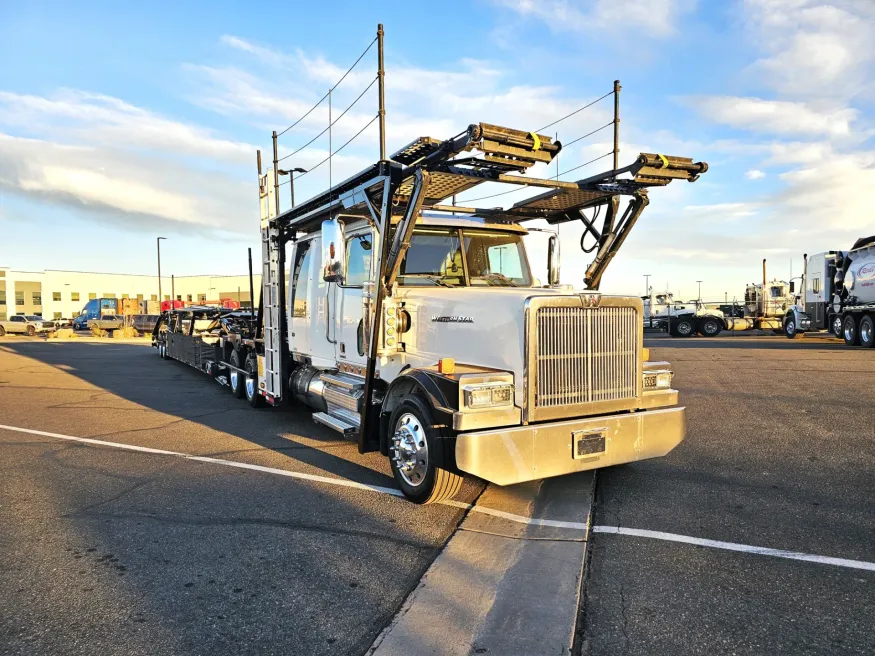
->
xmin=830 ymin=315 xmax=843 ymax=338
xmin=859 ymin=315 xmax=875 ymax=348
xmin=26 ymin=325 xmax=35 ymax=337
xmin=229 ymin=350 xmax=245 ymax=398
xmin=698 ymin=318 xmax=722 ymax=337
xmin=159 ymin=341 xmax=169 ymax=360
xmin=244 ymin=354 xmax=264 ymax=408
xmin=842 ymin=315 xmax=859 ymax=346
xmin=388 ymin=395 xmax=463 ymax=504
xmin=671 ymin=317 xmax=695 ymax=338
xmin=784 ymin=316 xmax=799 ymax=339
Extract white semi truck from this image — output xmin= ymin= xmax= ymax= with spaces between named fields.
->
xmin=783 ymin=236 xmax=875 ymax=347
xmin=154 ymin=121 xmax=707 ymax=503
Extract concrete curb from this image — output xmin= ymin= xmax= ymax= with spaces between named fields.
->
xmin=369 ymin=473 xmax=595 ymax=656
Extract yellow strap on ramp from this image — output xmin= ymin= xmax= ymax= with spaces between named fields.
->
xmin=529 ymin=132 xmax=541 ymax=151
xmin=658 ymin=154 xmax=669 ymax=169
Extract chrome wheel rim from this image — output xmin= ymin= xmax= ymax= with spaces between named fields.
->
xmin=245 ymin=374 xmax=255 ymax=399
xmin=786 ymin=320 xmax=795 ymax=335
xmin=704 ymin=321 xmax=718 ymax=334
xmin=862 ymin=321 xmax=872 ymax=344
xmin=678 ymin=322 xmax=692 ymax=335
xmin=832 ymin=317 xmax=842 ymax=336
xmin=392 ymin=412 xmax=428 ymax=487
xmin=844 ymin=322 xmax=855 ymax=342
xmin=230 ymin=369 xmax=239 ymax=390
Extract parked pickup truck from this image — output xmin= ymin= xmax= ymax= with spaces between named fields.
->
xmin=87 ymin=315 xmax=125 ymax=331
xmin=0 ymin=315 xmax=55 ymax=336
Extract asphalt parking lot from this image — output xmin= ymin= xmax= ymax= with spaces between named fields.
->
xmin=583 ymin=335 xmax=875 ymax=655
xmin=1 ymin=335 xmax=873 ymax=655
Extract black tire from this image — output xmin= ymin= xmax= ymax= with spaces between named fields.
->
xmin=784 ymin=316 xmax=799 ymax=339
xmin=26 ymin=325 xmax=35 ymax=337
xmin=830 ymin=314 xmax=843 ymax=338
xmin=842 ymin=315 xmax=859 ymax=346
xmin=244 ymin=354 xmax=264 ymax=408
xmin=0 ymin=326 xmax=5 ymax=337
xmin=671 ymin=316 xmax=696 ymax=338
xmin=229 ymin=350 xmax=245 ymax=398
xmin=388 ymin=395 xmax=463 ymax=504
xmin=159 ymin=340 xmax=169 ymax=359
xmin=697 ymin=317 xmax=722 ymax=337
xmin=859 ymin=315 xmax=875 ymax=349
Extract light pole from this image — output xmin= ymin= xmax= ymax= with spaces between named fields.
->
xmin=644 ymin=273 xmax=651 ymax=297
xmin=157 ymin=237 xmax=166 ymax=305
xmin=278 ymin=168 xmax=308 ymax=209
xmin=696 ymin=280 xmax=703 ymax=303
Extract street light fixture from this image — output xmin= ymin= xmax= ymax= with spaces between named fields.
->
xmin=278 ymin=167 xmax=308 ymax=209
xmin=696 ymin=280 xmax=703 ymax=303
xmin=643 ymin=273 xmax=651 ymax=297
xmin=157 ymin=237 xmax=167 ymax=305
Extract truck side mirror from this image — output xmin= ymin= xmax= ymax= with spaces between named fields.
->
xmin=547 ymin=234 xmax=560 ymax=286
xmin=789 ymin=281 xmax=795 ymax=293
xmin=321 ymin=218 xmax=346 ymax=283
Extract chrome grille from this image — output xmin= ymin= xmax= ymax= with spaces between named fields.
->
xmin=535 ymin=306 xmax=639 ymax=408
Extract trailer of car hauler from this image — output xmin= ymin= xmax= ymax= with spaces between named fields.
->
xmin=153 ymin=97 xmax=707 ymax=503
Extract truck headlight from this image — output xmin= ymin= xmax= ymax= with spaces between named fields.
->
xmin=463 ymin=383 xmax=514 ymax=409
xmin=643 ymin=370 xmax=673 ymax=391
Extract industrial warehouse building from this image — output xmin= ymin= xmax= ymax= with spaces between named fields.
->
xmin=0 ymin=268 xmax=261 ymax=320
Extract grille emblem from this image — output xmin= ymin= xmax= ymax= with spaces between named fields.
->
xmin=579 ymin=294 xmax=601 ymax=308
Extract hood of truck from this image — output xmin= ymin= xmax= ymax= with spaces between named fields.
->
xmin=382 ymin=286 xmax=590 ymax=407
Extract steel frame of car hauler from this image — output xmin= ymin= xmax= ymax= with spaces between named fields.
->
xmin=229 ymin=121 xmax=706 ymax=456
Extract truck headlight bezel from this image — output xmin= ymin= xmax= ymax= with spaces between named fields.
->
xmin=643 ymin=369 xmax=673 ymax=391
xmin=463 ymin=382 xmax=515 ymax=409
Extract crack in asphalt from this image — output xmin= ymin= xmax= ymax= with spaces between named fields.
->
xmin=66 ymin=510 xmax=442 ymax=550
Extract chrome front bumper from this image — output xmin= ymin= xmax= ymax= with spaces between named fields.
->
xmin=455 ymin=406 xmax=686 ymax=486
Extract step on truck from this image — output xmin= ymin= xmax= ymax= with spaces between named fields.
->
xmin=154 ymin=121 xmax=707 ymax=503
xmin=783 ymin=236 xmax=875 ymax=347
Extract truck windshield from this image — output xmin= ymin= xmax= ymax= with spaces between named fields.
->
xmin=397 ymin=228 xmax=532 ymax=287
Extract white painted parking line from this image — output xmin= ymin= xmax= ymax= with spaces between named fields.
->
xmin=0 ymin=423 xmax=404 ymax=498
xmin=593 ymin=526 xmax=875 ymax=572
xmin=4 ymin=422 xmax=874 ymax=572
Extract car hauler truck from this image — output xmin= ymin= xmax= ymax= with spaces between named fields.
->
xmin=783 ymin=236 xmax=875 ymax=347
xmin=154 ymin=121 xmax=707 ymax=503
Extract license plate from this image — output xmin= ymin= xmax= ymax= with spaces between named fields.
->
xmin=573 ymin=429 xmax=606 ymax=459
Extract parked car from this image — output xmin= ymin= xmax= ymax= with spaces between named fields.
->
xmin=53 ymin=318 xmax=73 ymax=329
xmin=87 ymin=315 xmax=125 ymax=331
xmin=131 ymin=314 xmax=160 ymax=335
xmin=0 ymin=315 xmax=54 ymax=336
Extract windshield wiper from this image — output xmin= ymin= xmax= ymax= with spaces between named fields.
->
xmin=476 ymin=273 xmax=518 ymax=287
xmin=424 ymin=275 xmax=456 ymax=288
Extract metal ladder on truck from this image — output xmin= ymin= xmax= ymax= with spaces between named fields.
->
xmin=259 ymin=169 xmax=283 ymax=404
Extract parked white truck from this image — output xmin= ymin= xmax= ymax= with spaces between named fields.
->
xmin=783 ymin=236 xmax=875 ymax=347
xmin=154 ymin=121 xmax=707 ymax=503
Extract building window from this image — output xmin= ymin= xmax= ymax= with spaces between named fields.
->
xmin=0 ymin=312 xmax=5 ymax=321
xmin=186 ymin=294 xmax=193 ymax=302
xmin=105 ymin=293 xmax=116 ymax=298
xmin=71 ymin=292 xmax=80 ymax=302
xmin=164 ymin=295 xmax=170 ymax=301
xmin=16 ymin=291 xmax=24 ymax=306
xmin=88 ymin=293 xmax=97 ymax=300
xmin=151 ymin=295 xmax=158 ymax=301
xmin=54 ymin=312 xmax=62 ymax=320
xmin=176 ymin=295 xmax=182 ymax=301
xmin=53 ymin=292 xmax=62 ymax=301
xmin=32 ymin=292 xmax=42 ymax=305
xmin=198 ymin=294 xmax=206 ymax=302
xmin=137 ymin=294 xmax=143 ymax=301
xmin=122 ymin=293 xmax=129 ymax=299
xmin=0 ymin=290 xmax=5 ymax=305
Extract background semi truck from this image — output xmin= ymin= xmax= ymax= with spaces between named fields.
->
xmin=784 ymin=236 xmax=875 ymax=347
xmin=153 ymin=115 xmax=707 ymax=503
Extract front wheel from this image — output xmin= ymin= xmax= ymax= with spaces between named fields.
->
xmin=0 ymin=326 xmax=5 ymax=337
xmin=842 ymin=315 xmax=859 ymax=346
xmin=26 ymin=325 xmax=35 ymax=337
xmin=784 ymin=316 xmax=799 ymax=339
xmin=388 ymin=395 xmax=463 ymax=504
xmin=859 ymin=315 xmax=875 ymax=348
xmin=830 ymin=314 xmax=843 ymax=338
xmin=671 ymin=317 xmax=695 ymax=338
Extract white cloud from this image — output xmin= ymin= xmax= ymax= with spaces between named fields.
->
xmin=684 ymin=202 xmax=759 ymax=217
xmin=685 ymin=96 xmax=857 ymax=136
xmin=743 ymin=0 xmax=875 ymax=100
xmin=745 ymin=169 xmax=766 ymax=179
xmin=494 ymin=0 xmax=694 ymax=37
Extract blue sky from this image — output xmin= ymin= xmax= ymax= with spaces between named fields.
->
xmin=1 ymin=0 xmax=873 ymax=300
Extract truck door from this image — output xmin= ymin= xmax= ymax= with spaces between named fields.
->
xmin=288 ymin=236 xmax=336 ymax=369
xmin=335 ymin=228 xmax=373 ymax=366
